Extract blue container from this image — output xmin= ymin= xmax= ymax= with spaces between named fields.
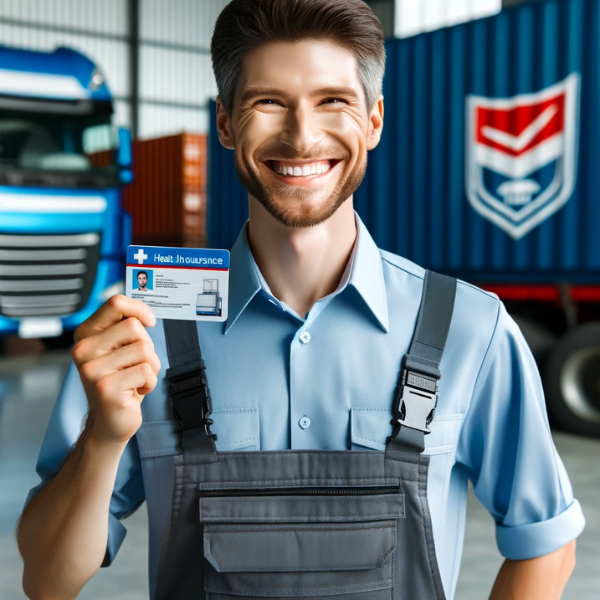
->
xmin=208 ymin=0 xmax=600 ymax=284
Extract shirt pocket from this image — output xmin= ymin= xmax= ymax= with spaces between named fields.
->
xmin=350 ymin=408 xmax=463 ymax=541
xmin=136 ymin=407 xmax=260 ymax=458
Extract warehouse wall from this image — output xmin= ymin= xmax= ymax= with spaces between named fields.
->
xmin=394 ymin=0 xmax=502 ymax=37
xmin=0 ymin=0 xmax=228 ymax=138
xmin=0 ymin=0 xmax=132 ymax=127
xmin=0 ymin=0 xmax=510 ymax=138
xmin=138 ymin=0 xmax=229 ymax=138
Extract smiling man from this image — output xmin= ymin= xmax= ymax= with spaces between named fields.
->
xmin=19 ymin=1 xmax=583 ymax=600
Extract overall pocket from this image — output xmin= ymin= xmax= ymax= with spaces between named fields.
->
xmin=199 ymin=486 xmax=404 ymax=599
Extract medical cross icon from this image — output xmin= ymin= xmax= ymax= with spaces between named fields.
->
xmin=133 ymin=249 xmax=148 ymax=264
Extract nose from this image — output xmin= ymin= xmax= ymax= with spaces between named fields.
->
xmin=282 ymin=101 xmax=323 ymax=154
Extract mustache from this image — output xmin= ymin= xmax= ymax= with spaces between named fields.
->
xmin=256 ymin=143 xmax=349 ymax=162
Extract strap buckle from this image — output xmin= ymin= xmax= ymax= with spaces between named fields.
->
xmin=169 ymin=364 xmax=217 ymax=440
xmin=393 ymin=369 xmax=438 ymax=434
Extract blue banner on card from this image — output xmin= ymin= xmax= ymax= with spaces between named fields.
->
xmin=126 ymin=246 xmax=230 ymax=270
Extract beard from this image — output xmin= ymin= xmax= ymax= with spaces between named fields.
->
xmin=234 ymin=151 xmax=367 ymax=228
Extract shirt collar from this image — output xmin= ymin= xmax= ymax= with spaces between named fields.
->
xmin=348 ymin=215 xmax=389 ymax=332
xmin=223 ymin=223 xmax=262 ymax=334
xmin=224 ymin=214 xmax=389 ymax=334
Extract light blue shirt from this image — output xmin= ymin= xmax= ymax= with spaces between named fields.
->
xmin=28 ymin=216 xmax=585 ymax=600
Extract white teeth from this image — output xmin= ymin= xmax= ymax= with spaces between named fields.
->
xmin=272 ymin=161 xmax=332 ymax=176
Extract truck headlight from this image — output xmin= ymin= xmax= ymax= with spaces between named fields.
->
xmin=89 ymin=68 xmax=104 ymax=90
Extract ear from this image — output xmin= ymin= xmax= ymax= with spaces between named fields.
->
xmin=366 ymin=95 xmax=384 ymax=151
xmin=216 ymin=97 xmax=235 ymax=150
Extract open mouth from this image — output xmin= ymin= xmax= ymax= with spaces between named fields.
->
xmin=266 ymin=159 xmax=341 ymax=179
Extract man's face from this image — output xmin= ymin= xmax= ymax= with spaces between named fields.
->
xmin=137 ymin=273 xmax=148 ymax=288
xmin=217 ymin=40 xmax=383 ymax=228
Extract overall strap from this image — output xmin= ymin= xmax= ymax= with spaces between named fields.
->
xmin=163 ymin=319 xmax=217 ymax=457
xmin=387 ymin=271 xmax=457 ymax=454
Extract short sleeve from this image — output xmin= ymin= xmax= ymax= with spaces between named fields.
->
xmin=24 ymin=361 xmax=145 ymax=566
xmin=456 ymin=302 xmax=585 ymax=560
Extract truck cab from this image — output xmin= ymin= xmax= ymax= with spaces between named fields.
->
xmin=0 ymin=44 xmax=132 ymax=340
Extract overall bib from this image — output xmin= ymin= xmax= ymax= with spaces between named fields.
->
xmin=154 ymin=271 xmax=456 ymax=600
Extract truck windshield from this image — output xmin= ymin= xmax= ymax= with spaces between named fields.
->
xmin=0 ymin=100 xmax=119 ymax=184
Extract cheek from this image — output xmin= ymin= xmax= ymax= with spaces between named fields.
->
xmin=319 ymin=113 xmax=367 ymax=165
xmin=237 ymin=112 xmax=283 ymax=152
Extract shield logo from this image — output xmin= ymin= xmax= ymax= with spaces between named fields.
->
xmin=466 ymin=73 xmax=580 ymax=239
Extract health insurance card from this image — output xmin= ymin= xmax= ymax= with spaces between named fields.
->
xmin=125 ymin=245 xmax=229 ymax=322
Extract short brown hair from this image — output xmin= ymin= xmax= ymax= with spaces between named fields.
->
xmin=211 ymin=0 xmax=385 ymax=116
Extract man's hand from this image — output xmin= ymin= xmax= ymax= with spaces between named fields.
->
xmin=72 ymin=294 xmax=160 ymax=445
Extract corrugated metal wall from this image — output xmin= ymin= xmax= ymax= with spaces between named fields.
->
xmin=0 ymin=0 xmax=131 ymax=126
xmin=0 ymin=0 xmax=227 ymax=138
xmin=208 ymin=0 xmax=600 ymax=283
xmin=138 ymin=0 xmax=229 ymax=138
xmin=394 ymin=0 xmax=501 ymax=38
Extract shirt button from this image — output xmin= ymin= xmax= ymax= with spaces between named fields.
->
xmin=299 ymin=331 xmax=311 ymax=345
xmin=299 ymin=415 xmax=311 ymax=430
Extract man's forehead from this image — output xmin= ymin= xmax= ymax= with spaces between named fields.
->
xmin=238 ymin=40 xmax=362 ymax=98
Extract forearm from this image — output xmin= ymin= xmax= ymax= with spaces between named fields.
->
xmin=489 ymin=540 xmax=576 ymax=600
xmin=18 ymin=426 xmax=127 ymax=600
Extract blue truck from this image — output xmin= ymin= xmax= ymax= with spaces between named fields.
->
xmin=0 ymin=44 xmax=132 ymax=342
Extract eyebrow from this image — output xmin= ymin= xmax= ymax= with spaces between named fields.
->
xmin=240 ymin=86 xmax=361 ymax=104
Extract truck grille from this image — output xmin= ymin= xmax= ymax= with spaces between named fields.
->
xmin=0 ymin=233 xmax=100 ymax=318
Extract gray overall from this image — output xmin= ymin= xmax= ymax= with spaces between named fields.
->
xmin=154 ymin=271 xmax=456 ymax=600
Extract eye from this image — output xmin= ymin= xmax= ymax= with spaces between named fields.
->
xmin=256 ymin=99 xmax=278 ymax=105
xmin=322 ymin=98 xmax=346 ymax=105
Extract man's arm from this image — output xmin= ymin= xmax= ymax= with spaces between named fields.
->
xmin=490 ymin=540 xmax=576 ymax=600
xmin=17 ymin=296 xmax=159 ymax=600
xmin=18 ymin=429 xmax=129 ymax=600
xmin=456 ymin=301 xmax=584 ymax=599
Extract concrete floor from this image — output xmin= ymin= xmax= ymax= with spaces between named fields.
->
xmin=0 ymin=351 xmax=598 ymax=599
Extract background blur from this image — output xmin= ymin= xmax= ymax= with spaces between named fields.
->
xmin=0 ymin=0 xmax=599 ymax=598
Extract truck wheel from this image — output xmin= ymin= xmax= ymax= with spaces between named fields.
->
xmin=544 ymin=324 xmax=600 ymax=438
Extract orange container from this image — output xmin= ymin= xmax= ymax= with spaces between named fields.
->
xmin=123 ymin=133 xmax=207 ymax=248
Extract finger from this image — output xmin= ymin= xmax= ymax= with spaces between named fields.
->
xmin=75 ymin=295 xmax=155 ymax=342
xmin=73 ymin=317 xmax=154 ymax=365
xmin=79 ymin=340 xmax=161 ymax=384
xmin=97 ymin=362 xmax=158 ymax=403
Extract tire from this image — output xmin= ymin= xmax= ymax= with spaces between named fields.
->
xmin=544 ymin=323 xmax=600 ymax=438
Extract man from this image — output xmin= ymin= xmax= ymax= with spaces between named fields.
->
xmin=18 ymin=1 xmax=584 ymax=599
xmin=136 ymin=270 xmax=150 ymax=292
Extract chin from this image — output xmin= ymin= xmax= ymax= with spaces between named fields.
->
xmin=259 ymin=196 xmax=348 ymax=228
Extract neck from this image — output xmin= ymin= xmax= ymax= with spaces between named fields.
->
xmin=247 ymin=198 xmax=357 ymax=317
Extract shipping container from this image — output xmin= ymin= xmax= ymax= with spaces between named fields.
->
xmin=125 ymin=133 xmax=207 ymax=248
xmin=207 ymin=0 xmax=600 ymax=438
